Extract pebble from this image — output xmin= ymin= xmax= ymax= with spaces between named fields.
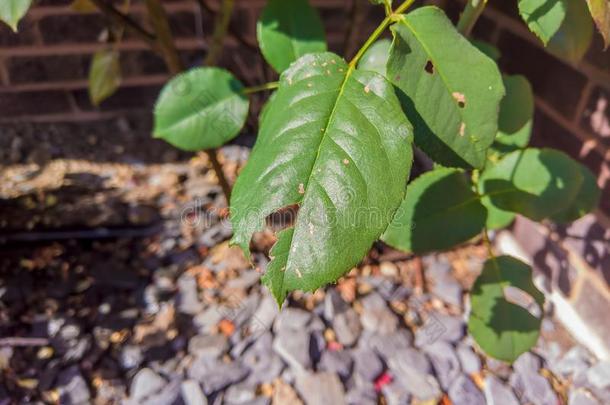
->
xmin=188 ymin=334 xmax=228 ymax=359
xmin=456 ymin=344 xmax=482 ymax=374
xmin=484 ymin=375 xmax=519 ymax=405
xmin=449 ymin=374 xmax=485 ymax=405
xmin=226 ymin=270 xmax=260 ymax=291
xmin=381 ymin=381 xmax=411 ymax=405
xmin=56 ymin=366 xmax=91 ymax=405
xmin=181 ymin=380 xmax=208 ymax=405
xmin=569 ymin=389 xmax=601 ymax=405
xmin=319 ymin=350 xmax=353 ymax=380
xmin=295 ymin=372 xmax=345 ymax=405
xmin=552 ymin=346 xmax=592 ymax=377
xmin=176 ymin=274 xmax=203 ymax=314
xmin=512 ymin=370 xmax=558 ymax=405
xmin=423 ymin=340 xmax=462 ymax=391
xmin=364 ymin=329 xmax=413 ymax=362
xmin=352 ymin=347 xmax=384 ymax=382
xmin=587 ymin=361 xmax=610 ymax=390
xmin=120 ymin=345 xmax=144 ymax=370
xmin=333 ymin=308 xmax=362 ymax=346
xmin=415 ymin=314 xmax=464 ymax=346
xmin=224 ymin=382 xmax=257 ymax=404
xmin=513 ymin=351 xmax=542 ymax=375
xmin=192 ymin=360 xmax=249 ymax=395
xmin=324 ymin=289 xmax=349 ymax=321
xmin=387 ymin=349 xmax=440 ymax=400
xmin=273 ymin=307 xmax=312 ymax=332
xmin=273 ymin=327 xmax=312 ymax=372
xmin=193 ymin=306 xmax=225 ymax=335
xmin=130 ymin=368 xmax=166 ymax=403
xmin=359 ymin=293 xmax=398 ymax=335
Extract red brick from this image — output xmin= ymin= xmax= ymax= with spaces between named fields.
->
xmin=72 ymin=85 xmax=161 ymax=111
xmin=7 ymin=54 xmax=89 ymax=84
xmin=0 ymin=91 xmax=72 ymax=117
xmin=38 ymin=14 xmax=106 ymax=45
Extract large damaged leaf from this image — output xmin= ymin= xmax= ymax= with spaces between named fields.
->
xmin=387 ymin=6 xmax=504 ymax=169
xmin=230 ymin=52 xmax=413 ymax=305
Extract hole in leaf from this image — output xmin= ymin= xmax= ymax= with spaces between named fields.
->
xmin=424 ymin=60 xmax=434 ymax=74
xmin=452 ymin=92 xmax=466 ymax=108
xmin=266 ymin=204 xmax=299 ymax=232
xmin=503 ymin=285 xmax=542 ymax=318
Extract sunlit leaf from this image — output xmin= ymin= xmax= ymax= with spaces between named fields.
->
xmin=153 ymin=67 xmax=249 ymax=151
xmin=518 ymin=0 xmax=567 ymax=45
xmin=230 ymin=53 xmax=413 ymax=305
xmin=0 ymin=0 xmax=32 ymax=32
xmin=257 ymin=0 xmax=327 ymax=73
xmin=547 ymin=0 xmax=594 ymax=63
xmin=387 ymin=6 xmax=505 ymax=169
xmin=585 ymin=0 xmax=610 ymax=48
xmin=358 ymin=39 xmax=391 ymax=76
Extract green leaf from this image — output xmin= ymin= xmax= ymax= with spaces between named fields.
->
xmin=257 ymin=0 xmax=327 ymax=73
xmin=480 ymin=148 xmax=583 ymax=221
xmin=550 ymin=163 xmax=601 ymax=223
xmin=0 ymin=0 xmax=32 ymax=32
xmin=382 ymin=167 xmax=486 ymax=254
xmin=547 ymin=0 xmax=594 ymax=64
xmin=471 ymin=40 xmax=501 ymax=61
xmin=357 ymin=39 xmax=391 ymax=76
xmin=586 ymin=0 xmax=610 ymax=48
xmin=230 ymin=53 xmax=413 ymax=305
xmin=481 ymin=196 xmax=516 ymax=230
xmin=518 ymin=0 xmax=567 ymax=45
xmin=153 ymin=67 xmax=249 ymax=151
xmin=387 ymin=6 xmax=505 ymax=169
xmin=468 ymin=255 xmax=545 ymax=362
xmin=88 ymin=49 xmax=121 ymax=106
xmin=498 ymin=75 xmax=534 ymax=135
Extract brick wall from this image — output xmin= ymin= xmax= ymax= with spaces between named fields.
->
xmin=0 ymin=0 xmax=609 ymax=214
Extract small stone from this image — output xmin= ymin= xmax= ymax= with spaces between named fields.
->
xmin=569 ymin=389 xmax=601 ymax=405
xmin=333 ymin=308 xmax=361 ymax=347
xmin=381 ymin=381 xmax=411 ymax=405
xmin=484 ymin=376 xmax=519 ymax=405
xmin=188 ymin=334 xmax=228 ymax=359
xmin=365 ymin=330 xmax=413 ymax=362
xmin=193 ymin=306 xmax=224 ymax=335
xmin=587 ymin=361 xmax=610 ymax=390
xmin=224 ymin=382 xmax=257 ymax=404
xmin=324 ymin=289 xmax=349 ymax=321
xmin=56 ymin=366 xmax=90 ymax=405
xmin=120 ymin=345 xmax=143 ymax=370
xmin=379 ymin=261 xmax=398 ymax=276
xmin=296 ymin=372 xmax=345 ymax=405
xmin=387 ymin=349 xmax=439 ymax=401
xmin=189 ymin=360 xmax=249 ymax=395
xmin=486 ymin=358 xmax=513 ymax=379
xmin=415 ymin=314 xmax=464 ymax=346
xmin=273 ymin=328 xmax=312 ymax=372
xmin=273 ymin=307 xmax=312 ymax=333
xmin=176 ymin=274 xmax=203 ymax=314
xmin=424 ymin=341 xmax=461 ymax=391
xmin=512 ymin=371 xmax=558 ymax=405
xmin=148 ymin=379 xmax=182 ymax=405
xmin=226 ymin=270 xmax=260 ymax=290
xmin=430 ymin=278 xmax=463 ymax=308
xmin=513 ymin=352 xmax=541 ymax=375
xmin=130 ymin=368 xmax=166 ymax=403
xmin=181 ymin=380 xmax=208 ymax=405
xmin=457 ymin=344 xmax=481 ymax=374
xmin=449 ymin=374 xmax=485 ymax=405
xmin=360 ymin=293 xmax=398 ymax=335
xmin=273 ymin=379 xmax=303 ymax=405
xmin=352 ymin=347 xmax=383 ymax=382
xmin=319 ymin=350 xmax=353 ymax=380
xmin=552 ymin=346 xmax=592 ymax=377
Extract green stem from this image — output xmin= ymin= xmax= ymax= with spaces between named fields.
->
xmin=204 ymin=0 xmax=234 ymax=66
xmin=144 ymin=0 xmax=184 ymax=75
xmin=243 ymin=81 xmax=279 ymax=95
xmin=457 ymin=0 xmax=488 ymax=37
xmin=348 ymin=0 xmax=416 ymax=67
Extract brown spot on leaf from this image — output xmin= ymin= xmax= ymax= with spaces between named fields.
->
xmin=425 ymin=60 xmax=434 ymax=74
xmin=452 ymin=92 xmax=466 ymax=108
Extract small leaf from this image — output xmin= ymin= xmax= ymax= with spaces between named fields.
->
xmin=70 ymin=0 xmax=97 ymax=13
xmin=357 ymin=39 xmax=391 ymax=76
xmin=547 ymin=0 xmax=594 ymax=64
xmin=88 ymin=49 xmax=121 ymax=106
xmin=382 ymin=167 xmax=486 ymax=254
xmin=387 ymin=6 xmax=505 ymax=169
xmin=498 ymin=75 xmax=534 ymax=135
xmin=480 ymin=148 xmax=583 ymax=221
xmin=257 ymin=0 xmax=327 ymax=73
xmin=230 ymin=53 xmax=413 ymax=305
xmin=0 ymin=0 xmax=32 ymax=32
xmin=153 ymin=67 xmax=249 ymax=151
xmin=550 ymin=163 xmax=601 ymax=223
xmin=468 ymin=255 xmax=545 ymax=362
xmin=518 ymin=0 xmax=567 ymax=45
xmin=471 ymin=40 xmax=501 ymax=61
xmin=586 ymin=0 xmax=610 ymax=48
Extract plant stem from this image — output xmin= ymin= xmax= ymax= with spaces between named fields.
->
xmin=457 ymin=0 xmax=487 ymax=37
xmin=243 ymin=81 xmax=279 ymax=95
xmin=482 ymin=227 xmax=495 ymax=258
xmin=144 ymin=0 xmax=184 ymax=75
xmin=204 ymin=0 xmax=235 ymax=66
xmin=348 ymin=0 xmax=416 ymax=67
xmin=205 ymin=150 xmax=232 ymax=201
xmin=195 ymin=0 xmax=257 ymax=51
xmin=90 ymin=0 xmax=159 ymax=52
